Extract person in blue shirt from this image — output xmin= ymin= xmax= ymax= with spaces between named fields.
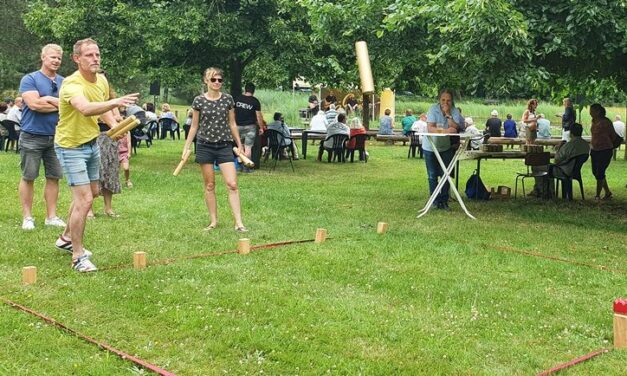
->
xmin=503 ymin=113 xmax=518 ymax=138
xmin=378 ymin=108 xmax=394 ymax=135
xmin=424 ymin=89 xmax=465 ymax=210
xmin=18 ymin=44 xmax=66 ymax=230
xmin=537 ymin=113 xmax=551 ymax=139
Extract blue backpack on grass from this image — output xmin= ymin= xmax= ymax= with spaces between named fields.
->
xmin=465 ymin=170 xmax=491 ymax=200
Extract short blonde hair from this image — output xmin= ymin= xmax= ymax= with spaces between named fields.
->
xmin=203 ymin=67 xmax=224 ymax=83
xmin=161 ymin=103 xmax=171 ymax=112
xmin=73 ymin=38 xmax=98 ymax=56
xmin=41 ymin=44 xmax=63 ymax=58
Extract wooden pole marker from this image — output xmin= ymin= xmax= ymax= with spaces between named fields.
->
xmin=238 ymin=238 xmax=251 ymax=255
xmin=614 ymin=298 xmax=627 ymax=348
xmin=133 ymin=252 xmax=147 ymax=269
xmin=22 ymin=266 xmax=37 ymax=285
xmin=315 ymin=228 xmax=327 ymax=244
xmin=377 ymin=222 xmax=389 ymax=234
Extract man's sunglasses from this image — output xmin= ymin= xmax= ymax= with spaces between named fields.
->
xmin=51 ymin=80 xmax=58 ymax=93
xmin=210 ymin=78 xmax=223 ymax=83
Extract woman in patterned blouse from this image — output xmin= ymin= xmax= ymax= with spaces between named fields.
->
xmin=182 ymin=67 xmax=247 ymax=232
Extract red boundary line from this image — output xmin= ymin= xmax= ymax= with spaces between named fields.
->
xmin=1 ymin=297 xmax=176 ymax=376
xmin=492 ymin=245 xmax=627 ymax=274
xmin=99 ymin=238 xmax=317 ymax=271
xmin=536 ymin=348 xmax=610 ymax=375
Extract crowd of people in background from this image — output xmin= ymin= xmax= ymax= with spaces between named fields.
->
xmin=2 ymin=38 xmax=624 ymax=274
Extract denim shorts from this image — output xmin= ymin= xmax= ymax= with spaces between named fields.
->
xmin=54 ymin=140 xmax=100 ymax=186
xmin=195 ymin=140 xmax=235 ymax=165
xmin=237 ymin=124 xmax=257 ymax=147
xmin=19 ymin=132 xmax=63 ymax=180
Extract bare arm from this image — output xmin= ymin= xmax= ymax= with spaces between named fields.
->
xmin=228 ymin=109 xmax=243 ymax=152
xmin=255 ymin=110 xmax=264 ymax=128
xmin=69 ymin=92 xmax=139 ymax=117
xmin=21 ymin=91 xmax=59 ymax=113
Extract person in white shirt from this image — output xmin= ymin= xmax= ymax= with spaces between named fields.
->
xmin=463 ymin=117 xmax=483 ymax=150
xmin=309 ymin=110 xmax=328 ymax=131
xmin=7 ymin=96 xmax=23 ymax=127
xmin=410 ymin=113 xmax=428 ymax=142
xmin=613 ymin=115 xmax=625 ymax=140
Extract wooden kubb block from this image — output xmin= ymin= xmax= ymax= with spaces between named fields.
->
xmin=133 ymin=252 xmax=147 ymax=269
xmin=315 ymin=228 xmax=327 ymax=244
xmin=377 ymin=222 xmax=388 ymax=234
xmin=614 ymin=298 xmax=627 ymax=349
xmin=238 ymin=239 xmax=251 ymax=255
xmin=22 ymin=266 xmax=37 ymax=285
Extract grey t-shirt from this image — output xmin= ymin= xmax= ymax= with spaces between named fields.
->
xmin=192 ymin=93 xmax=235 ymax=143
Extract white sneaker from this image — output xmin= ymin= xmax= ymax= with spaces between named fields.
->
xmin=22 ymin=217 xmax=35 ymax=230
xmin=45 ymin=216 xmax=66 ymax=227
xmin=72 ymin=255 xmax=97 ymax=272
xmin=55 ymin=236 xmax=92 ymax=257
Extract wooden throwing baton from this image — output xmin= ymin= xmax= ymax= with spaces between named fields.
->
xmin=173 ymin=149 xmax=192 ymax=176
xmin=106 ymin=116 xmax=139 ymax=138
xmin=232 ymin=147 xmax=255 ymax=168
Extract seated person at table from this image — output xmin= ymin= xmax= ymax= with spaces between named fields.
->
xmin=309 ymin=110 xmax=328 ymax=131
xmin=401 ymin=109 xmax=417 ymax=136
xmin=464 ymin=117 xmax=483 ymax=150
xmin=325 ymin=104 xmax=338 ymax=125
xmin=347 ymin=117 xmax=367 ymax=155
xmin=378 ymin=108 xmax=394 ymax=135
xmin=549 ymin=123 xmax=590 ymax=178
xmin=485 ymin=110 xmax=502 ymax=137
xmin=503 ymin=114 xmax=518 ymax=138
xmin=267 ymin=112 xmax=299 ymax=160
xmin=411 ymin=113 xmax=428 ymax=144
xmin=308 ymin=94 xmax=319 ymax=115
xmin=318 ymin=113 xmax=349 ymax=161
xmin=537 ymin=113 xmax=551 ymax=139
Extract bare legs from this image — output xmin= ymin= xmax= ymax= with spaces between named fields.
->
xmin=63 ymin=182 xmax=99 ymax=259
xmin=19 ymin=177 xmax=61 ymax=220
xmin=200 ymin=162 xmax=244 ymax=228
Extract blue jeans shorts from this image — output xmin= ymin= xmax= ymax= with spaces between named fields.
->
xmin=54 ymin=141 xmax=101 ymax=186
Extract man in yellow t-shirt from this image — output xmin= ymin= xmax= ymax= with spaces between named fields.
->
xmin=53 ymin=38 xmax=139 ymax=272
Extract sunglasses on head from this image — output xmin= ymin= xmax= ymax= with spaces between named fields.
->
xmin=210 ymin=78 xmax=223 ymax=83
xmin=51 ymin=80 xmax=58 ymax=93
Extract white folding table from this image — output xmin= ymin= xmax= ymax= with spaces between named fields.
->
xmin=416 ymin=133 xmax=476 ymax=219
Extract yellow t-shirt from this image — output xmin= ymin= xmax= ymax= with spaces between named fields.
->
xmin=55 ymin=71 xmax=110 ymax=148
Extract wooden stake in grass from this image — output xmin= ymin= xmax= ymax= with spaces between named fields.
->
xmin=614 ymin=298 xmax=627 ymax=348
xmin=315 ymin=228 xmax=327 ymax=244
xmin=22 ymin=266 xmax=37 ymax=285
xmin=133 ymin=252 xmax=147 ymax=269
xmin=377 ymin=222 xmax=388 ymax=234
xmin=238 ymin=239 xmax=250 ymax=255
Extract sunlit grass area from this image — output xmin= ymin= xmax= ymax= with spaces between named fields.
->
xmin=0 ymin=114 xmax=625 ymax=375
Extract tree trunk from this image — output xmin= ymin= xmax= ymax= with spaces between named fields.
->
xmin=362 ymin=94 xmax=370 ymax=129
xmin=230 ymin=59 xmax=243 ymax=97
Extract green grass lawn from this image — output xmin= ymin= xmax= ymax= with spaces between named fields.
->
xmin=0 ymin=139 xmax=626 ymax=375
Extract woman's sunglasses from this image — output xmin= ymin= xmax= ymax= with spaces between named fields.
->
xmin=210 ymin=78 xmax=223 ymax=83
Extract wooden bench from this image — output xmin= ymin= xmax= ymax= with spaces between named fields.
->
xmin=374 ymin=134 xmax=409 ymax=145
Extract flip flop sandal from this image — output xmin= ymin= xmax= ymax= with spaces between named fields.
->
xmin=204 ymin=224 xmax=217 ymax=231
xmin=234 ymin=226 xmax=248 ymax=233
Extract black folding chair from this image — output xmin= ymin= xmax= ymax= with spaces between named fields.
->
xmin=1 ymin=120 xmax=20 ymax=153
xmin=407 ymin=131 xmax=422 ymax=158
xmin=346 ymin=134 xmax=369 ymax=162
xmin=514 ymin=152 xmax=551 ymax=198
xmin=552 ymin=154 xmax=589 ymax=200
xmin=264 ymin=129 xmax=295 ymax=172
xmin=321 ymin=134 xmax=349 ymax=162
